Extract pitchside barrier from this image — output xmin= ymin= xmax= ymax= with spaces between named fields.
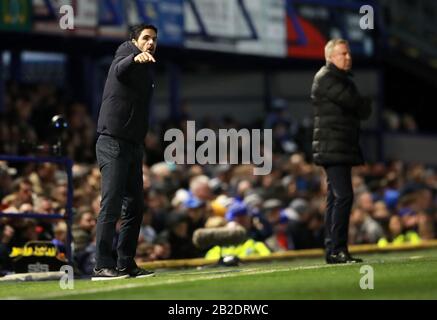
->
xmin=0 ymin=155 xmax=74 ymax=272
xmin=137 ymin=240 xmax=437 ymax=270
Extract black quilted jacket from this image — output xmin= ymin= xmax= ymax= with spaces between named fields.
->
xmin=310 ymin=63 xmax=372 ymax=166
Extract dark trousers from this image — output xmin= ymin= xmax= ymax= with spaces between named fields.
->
xmin=323 ymin=165 xmax=354 ymax=254
xmin=95 ymin=134 xmax=144 ymax=269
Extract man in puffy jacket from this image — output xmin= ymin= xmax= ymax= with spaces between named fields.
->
xmin=311 ymin=39 xmax=372 ymax=264
xmin=93 ymin=24 xmax=158 ymax=280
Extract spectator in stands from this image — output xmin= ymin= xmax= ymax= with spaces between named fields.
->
xmin=34 ymin=196 xmax=55 ymax=214
xmin=205 ymin=204 xmax=271 ymax=261
xmin=286 ymin=198 xmax=324 ymax=249
xmin=377 ymin=214 xmax=421 ymax=247
xmin=0 ymin=163 xmax=15 ymax=202
xmin=158 ymin=212 xmax=200 ymax=259
xmin=148 ymin=187 xmax=171 ymax=234
xmin=265 ymin=213 xmax=290 ymax=252
xmin=51 ymin=182 xmax=68 ymax=213
xmin=139 ymin=209 xmax=156 ymax=244
xmin=66 ymin=102 xmax=96 ymax=163
xmin=2 ymin=178 xmax=34 ymax=211
xmin=52 ymin=221 xmax=67 ymax=256
xmin=372 ymin=200 xmax=392 ymax=237
xmin=0 ymin=223 xmax=14 ymax=273
xmin=28 ymin=163 xmax=57 ymax=197
xmin=349 ymin=206 xmax=384 ymax=244
xmin=190 ymin=175 xmax=213 ymax=202
xmin=356 ymin=192 xmax=375 ymax=216
xmin=184 ymin=195 xmax=208 ymax=238
xmin=72 ymin=207 xmax=96 ymax=254
xmin=10 ymin=219 xmax=39 ymax=247
xmin=76 ymin=229 xmax=97 ymax=276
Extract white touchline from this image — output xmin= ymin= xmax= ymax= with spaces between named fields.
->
xmin=9 ymin=263 xmax=355 ymax=300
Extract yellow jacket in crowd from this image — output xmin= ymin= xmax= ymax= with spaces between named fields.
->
xmin=205 ymin=239 xmax=271 ymax=260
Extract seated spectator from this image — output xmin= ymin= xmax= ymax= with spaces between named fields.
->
xmin=225 ymin=200 xmax=252 ymax=232
xmin=171 ymin=188 xmax=190 ymax=211
xmin=28 ymin=163 xmax=57 ymax=197
xmin=0 ymin=224 xmax=14 ymax=273
xmin=262 ymin=199 xmax=283 ymax=226
xmin=286 ymin=198 xmax=324 ymax=250
xmin=349 ymin=206 xmax=385 ymax=244
xmin=205 ymin=211 xmax=271 ymax=260
xmin=398 ymin=207 xmax=419 ymax=233
xmin=11 ymin=218 xmax=39 ymax=246
xmin=76 ymin=229 xmax=96 ymax=276
xmin=252 ymin=198 xmax=284 ymax=242
xmin=356 ymin=191 xmax=375 ymax=214
xmin=135 ymin=242 xmax=155 ymax=264
xmin=189 ymin=175 xmax=213 ymax=202
xmin=139 ymin=210 xmax=157 ymax=244
xmin=372 ymin=200 xmax=392 ymax=237
xmin=72 ymin=207 xmax=96 ymax=254
xmin=52 ymin=221 xmax=67 ymax=258
xmin=378 ymin=214 xmax=421 ymax=247
xmin=0 ymin=162 xmax=15 ymax=201
xmin=157 ymin=212 xmax=201 ymax=259
xmin=2 ymin=178 xmax=34 ymax=211
xmin=184 ymin=195 xmax=208 ymax=237
xmin=265 ymin=213 xmax=290 ymax=252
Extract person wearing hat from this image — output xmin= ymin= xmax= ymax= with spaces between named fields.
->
xmin=286 ymin=199 xmax=324 ymax=250
xmin=253 ymin=199 xmax=283 ymax=242
xmin=225 ymin=200 xmax=252 ymax=231
xmin=158 ymin=212 xmax=201 ymax=259
xmin=311 ymin=39 xmax=372 ymax=263
xmin=204 ymin=201 xmax=270 ymax=260
xmin=184 ymin=195 xmax=208 ymax=238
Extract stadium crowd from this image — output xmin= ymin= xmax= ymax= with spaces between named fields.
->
xmin=1 ymin=82 xmax=436 ymax=275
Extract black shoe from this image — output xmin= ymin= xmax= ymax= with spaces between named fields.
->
xmin=118 ymin=266 xmax=155 ymax=279
xmin=328 ymin=251 xmax=363 ymax=264
xmin=91 ymin=268 xmax=129 ymax=281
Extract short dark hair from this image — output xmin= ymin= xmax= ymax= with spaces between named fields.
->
xmin=129 ymin=24 xmax=158 ymax=41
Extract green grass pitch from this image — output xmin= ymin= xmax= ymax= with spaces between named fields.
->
xmin=1 ymin=249 xmax=437 ymax=300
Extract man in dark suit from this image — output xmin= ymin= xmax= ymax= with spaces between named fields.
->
xmin=92 ymin=24 xmax=158 ymax=280
xmin=311 ymin=39 xmax=372 ymax=264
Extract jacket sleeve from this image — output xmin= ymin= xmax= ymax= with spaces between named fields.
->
xmin=113 ymin=53 xmax=137 ymax=82
xmin=313 ymin=74 xmax=373 ymax=120
xmin=314 ymin=74 xmax=367 ymax=112
xmin=327 ymin=77 xmax=362 ymax=107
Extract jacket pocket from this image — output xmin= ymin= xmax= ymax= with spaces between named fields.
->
xmin=96 ymin=135 xmax=121 ymax=166
xmin=122 ymin=103 xmax=135 ymax=129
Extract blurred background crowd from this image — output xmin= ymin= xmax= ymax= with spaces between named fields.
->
xmin=0 ymin=82 xmax=436 ymax=275
xmin=2 ymin=0 xmax=437 ymax=275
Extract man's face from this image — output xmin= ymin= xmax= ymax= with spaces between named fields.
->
xmin=133 ymin=28 xmax=158 ymax=55
xmin=329 ymin=43 xmax=352 ymax=71
xmin=18 ymin=183 xmax=32 ymax=202
xmin=80 ymin=212 xmax=96 ymax=231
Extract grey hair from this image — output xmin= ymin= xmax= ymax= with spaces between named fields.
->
xmin=325 ymin=39 xmax=349 ymax=61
